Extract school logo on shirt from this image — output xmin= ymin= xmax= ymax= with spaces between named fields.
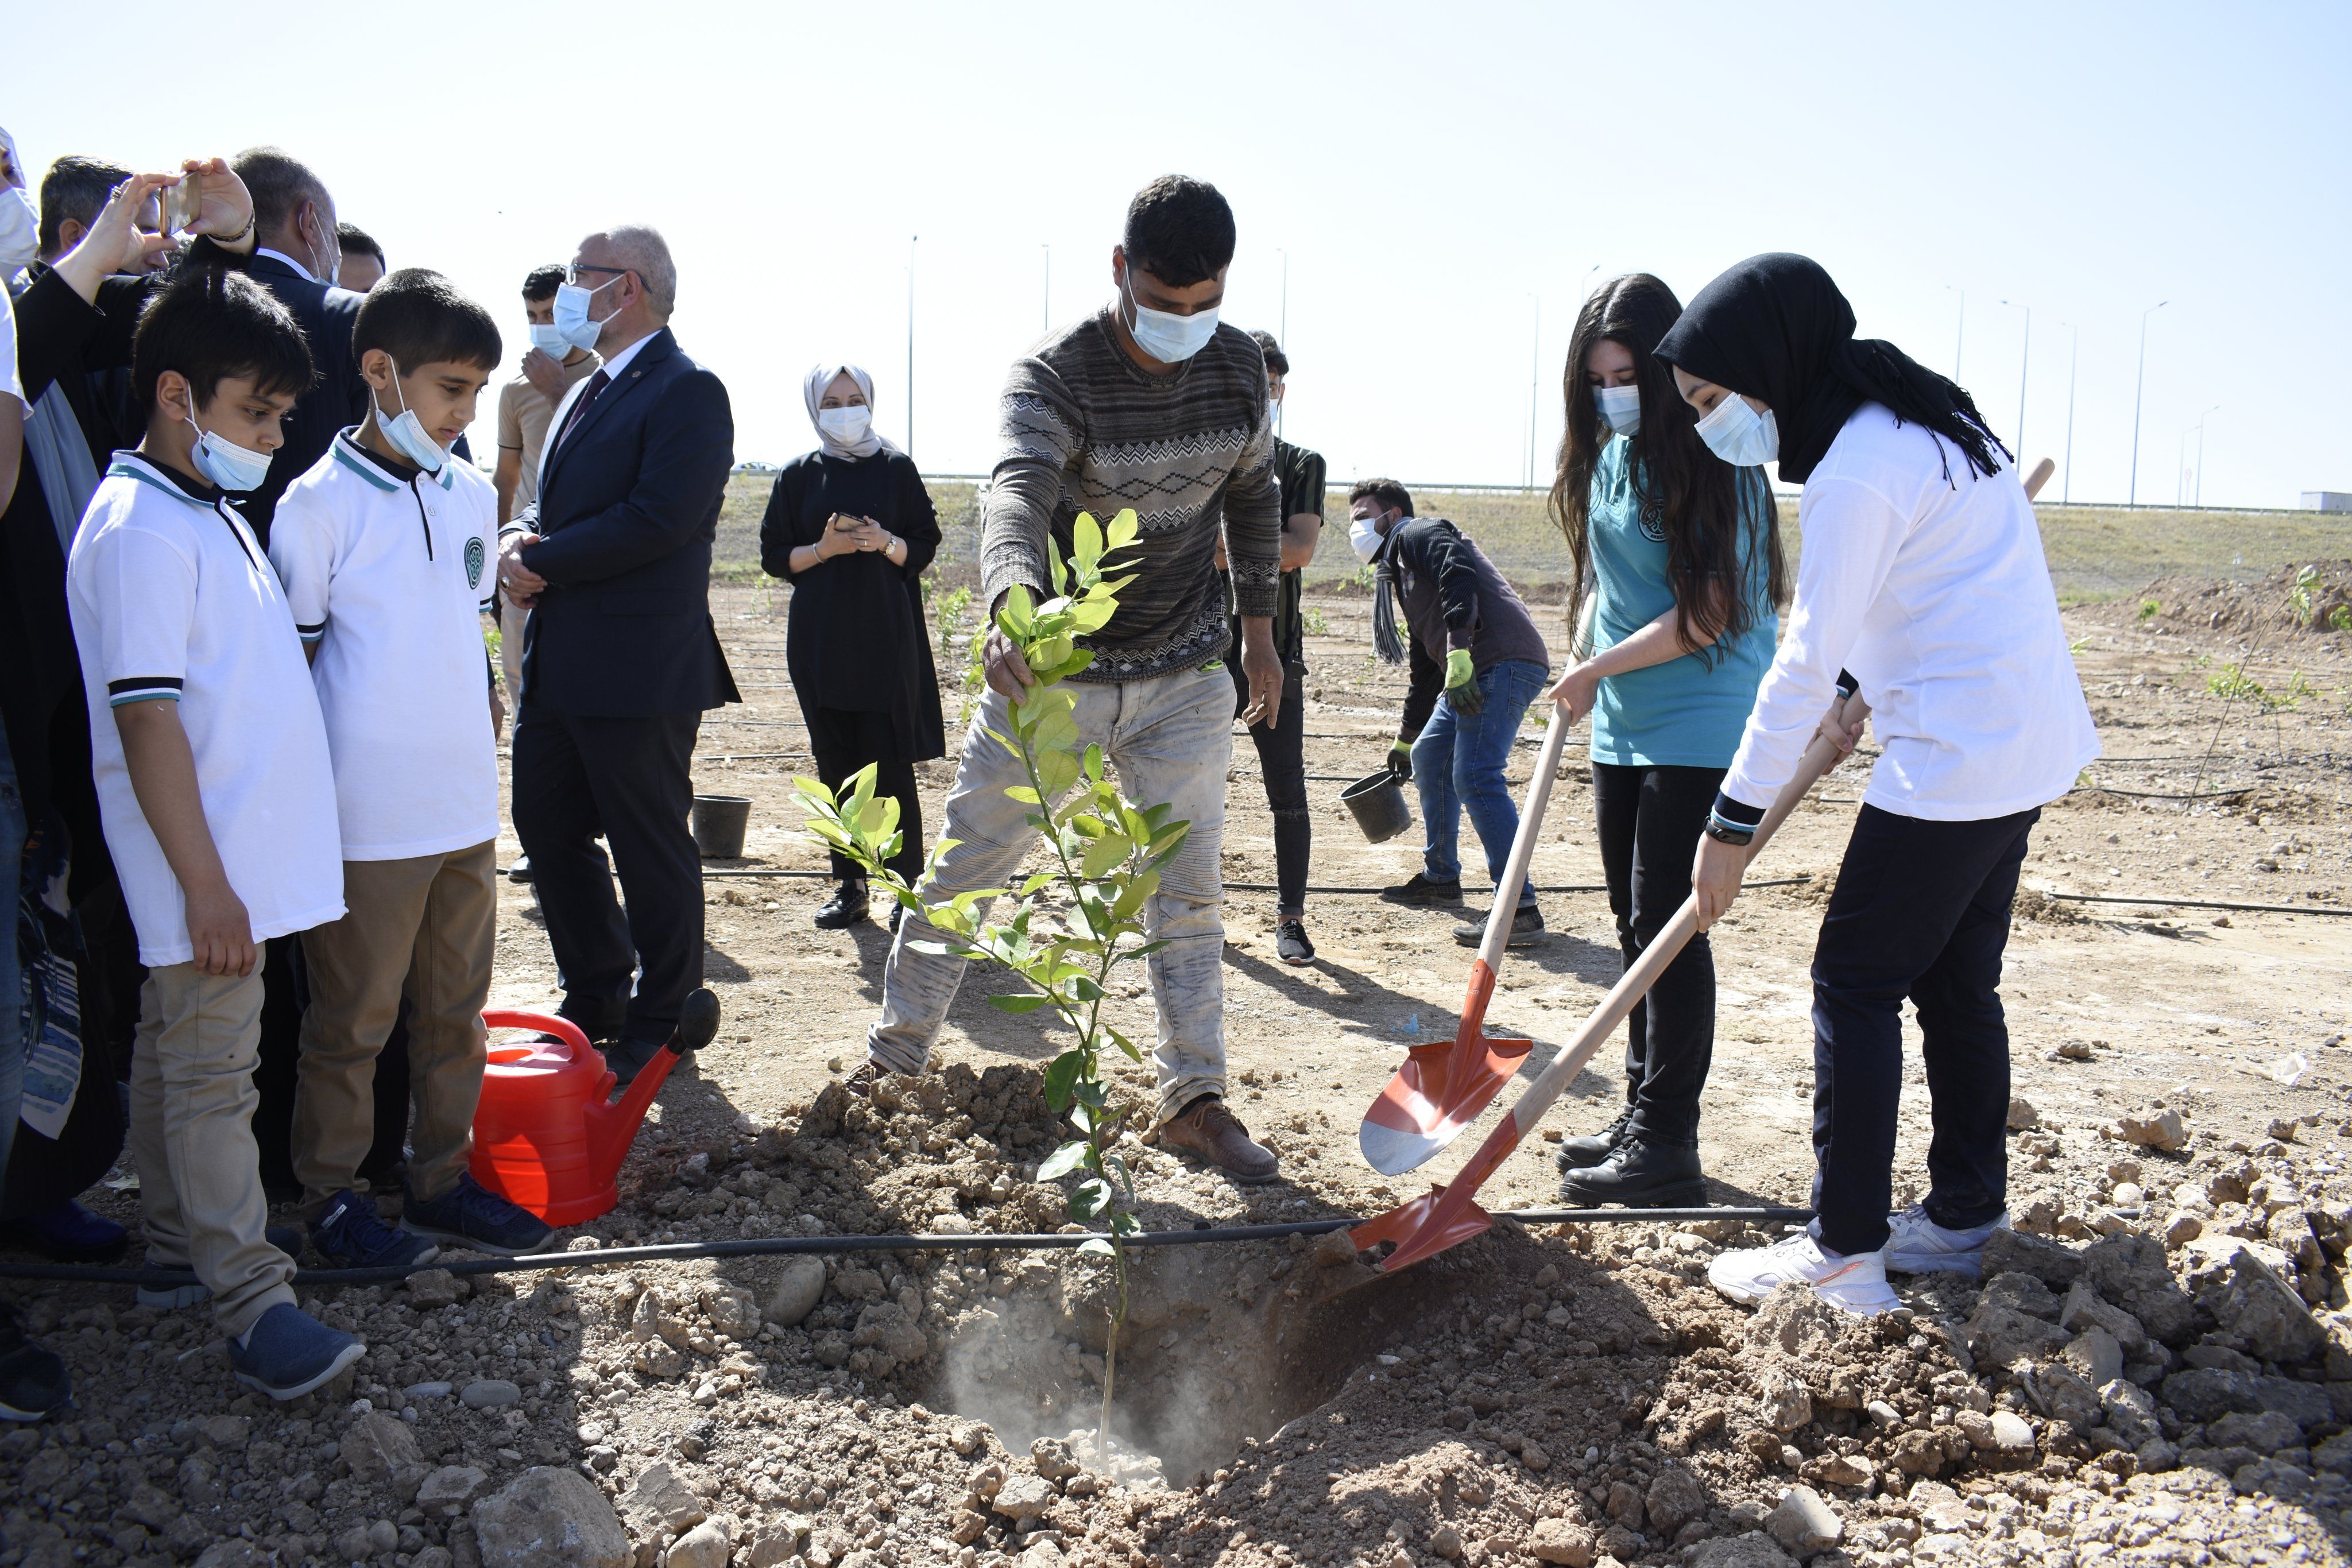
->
xmin=465 ymin=536 xmax=486 ymax=591
xmin=1638 ymin=491 xmax=1668 ymax=545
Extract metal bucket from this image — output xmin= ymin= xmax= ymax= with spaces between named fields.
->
xmin=690 ymin=794 xmax=752 ymax=860
xmin=1339 ymin=769 xmax=1413 ymax=845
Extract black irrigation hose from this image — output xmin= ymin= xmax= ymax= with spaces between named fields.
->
xmin=696 ymin=871 xmax=1817 ymax=897
xmin=0 ymin=1208 xmax=1817 ymax=1290
xmin=2047 ymin=892 xmax=2352 ymax=917
xmin=2074 ymin=784 xmax=2253 ymax=801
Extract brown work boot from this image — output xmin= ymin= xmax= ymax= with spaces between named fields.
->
xmin=1158 ymin=1095 xmax=1279 ymax=1185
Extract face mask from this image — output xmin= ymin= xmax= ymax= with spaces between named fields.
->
xmin=552 ymin=276 xmax=617 ymax=354
xmin=1594 ymin=384 xmax=1641 ymax=437
xmin=372 ymin=358 xmax=448 ymax=473
xmin=527 ymin=322 xmax=570 ymax=358
xmin=303 ymin=211 xmax=340 ymax=287
xmin=1692 ymin=392 xmax=1780 ymax=466
xmin=0 ymin=185 xmax=37 ymax=272
xmin=183 ymin=412 xmax=273 ymax=493
xmin=1122 ymin=276 xmax=1219 ymax=363
xmin=816 ymin=405 xmax=872 ymax=445
xmin=1349 ymin=509 xmax=1386 ymax=564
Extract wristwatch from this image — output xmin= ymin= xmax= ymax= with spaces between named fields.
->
xmin=1703 ymin=819 xmax=1755 ymax=849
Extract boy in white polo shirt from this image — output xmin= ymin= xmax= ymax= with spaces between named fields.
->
xmin=66 ymin=266 xmax=363 ymax=1400
xmin=270 ymin=268 xmax=555 ymax=1264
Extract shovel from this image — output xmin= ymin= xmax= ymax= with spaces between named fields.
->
xmin=1359 ymin=703 xmax=1572 ymax=1176
xmin=1349 ymin=728 xmax=1848 ymax=1275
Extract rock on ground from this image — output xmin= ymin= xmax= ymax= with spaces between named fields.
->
xmin=470 ymin=1467 xmax=632 ymax=1568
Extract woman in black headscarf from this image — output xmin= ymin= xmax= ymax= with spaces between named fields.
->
xmin=761 ymin=363 xmax=945 ymax=931
xmin=1653 ymin=254 xmax=2099 ymax=1317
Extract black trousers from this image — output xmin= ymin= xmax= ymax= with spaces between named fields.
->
xmin=802 ymin=706 xmax=922 ymax=888
xmin=1810 ymin=803 xmax=2037 ymax=1256
xmin=1227 ymin=656 xmax=1310 ymax=916
xmin=1592 ymin=762 xmax=1723 ymax=1145
xmin=511 ymin=703 xmax=704 ymax=1047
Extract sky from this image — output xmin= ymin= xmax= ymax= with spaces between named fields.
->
xmin=10 ymin=1 xmax=2349 ymax=508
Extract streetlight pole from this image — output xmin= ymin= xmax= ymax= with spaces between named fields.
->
xmin=906 ymin=235 xmax=918 ymax=460
xmin=1999 ymin=299 xmax=2030 ymax=462
xmin=1945 ymin=285 xmax=1966 ymax=379
xmin=2129 ymin=299 xmax=2167 ymax=506
xmin=2060 ymin=323 xmax=2078 ymax=504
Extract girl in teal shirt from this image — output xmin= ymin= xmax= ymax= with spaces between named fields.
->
xmin=1544 ymin=273 xmax=1786 ymax=1207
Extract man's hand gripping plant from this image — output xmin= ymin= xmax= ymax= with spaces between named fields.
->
xmin=794 ymin=509 xmax=1181 ymax=1450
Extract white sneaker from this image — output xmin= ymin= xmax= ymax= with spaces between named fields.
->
xmin=1707 ymin=1232 xmax=1902 ymax=1317
xmin=1883 ymin=1206 xmax=2008 ymax=1278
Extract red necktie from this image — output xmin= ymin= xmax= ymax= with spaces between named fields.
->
xmin=554 ymin=369 xmax=611 ymax=452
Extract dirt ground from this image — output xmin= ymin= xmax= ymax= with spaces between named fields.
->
xmin=6 ymin=565 xmax=2352 ymax=1568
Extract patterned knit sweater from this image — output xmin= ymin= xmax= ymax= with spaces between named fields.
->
xmin=980 ymin=307 xmax=1280 ymax=683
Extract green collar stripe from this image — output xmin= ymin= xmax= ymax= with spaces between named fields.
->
xmin=332 ymin=440 xmax=401 ymax=491
xmin=105 ymin=460 xmax=208 ymax=509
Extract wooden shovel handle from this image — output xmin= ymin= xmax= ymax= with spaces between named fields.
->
xmin=1476 ymin=703 xmax=1572 ymax=971
xmin=1504 ymin=730 xmax=1848 ymax=1136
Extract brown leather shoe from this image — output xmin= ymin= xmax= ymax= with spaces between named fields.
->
xmin=845 ymin=1062 xmax=887 ymax=1101
xmin=1158 ymin=1095 xmax=1279 ymax=1184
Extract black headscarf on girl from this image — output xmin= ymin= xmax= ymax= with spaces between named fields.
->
xmin=1653 ymin=253 xmax=2010 ymax=486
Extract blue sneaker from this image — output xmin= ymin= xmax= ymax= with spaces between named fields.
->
xmin=311 ymin=1190 xmax=439 ymax=1270
xmin=403 ymin=1174 xmax=556 ymax=1257
xmin=227 ymin=1303 xmax=364 ymax=1400
xmin=2 ymin=1200 xmax=129 ymax=1262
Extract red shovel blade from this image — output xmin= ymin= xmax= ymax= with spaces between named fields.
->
xmin=1359 ymin=959 xmax=1531 ymax=1176
xmin=1348 ymin=1182 xmax=1498 ymax=1275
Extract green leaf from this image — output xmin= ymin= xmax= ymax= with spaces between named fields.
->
xmin=1108 ymin=1211 xmax=1142 ymax=1237
xmin=1020 ymin=872 xmax=1056 ymax=897
xmin=1005 ymin=785 xmax=1041 ymax=804
xmin=1069 ymin=597 xmax=1117 ymax=634
xmin=1080 ymin=834 xmax=1132 ymax=878
xmin=1000 ymin=584 xmax=1035 ymax=637
xmin=1069 ymin=1177 xmax=1111 ymax=1220
xmin=1073 ymin=512 xmax=1104 ymax=570
xmin=989 ymin=992 xmax=1053 ymax=1015
xmin=790 ymin=776 xmax=838 ymax=804
xmin=1042 ymin=1049 xmax=1085 ymax=1110
xmin=1036 ymin=1140 xmax=1090 ymax=1181
xmin=1107 ymin=509 xmax=1139 ymax=549
xmin=1105 ymin=1026 xmax=1142 ymax=1063
xmin=1083 ymin=743 xmax=1105 ymax=784
xmin=1035 ymin=748 xmax=1082 ymax=799
xmin=1077 ymin=1237 xmax=1116 ymax=1259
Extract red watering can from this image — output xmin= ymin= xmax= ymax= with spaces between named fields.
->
xmin=470 ymin=989 xmax=722 ymax=1225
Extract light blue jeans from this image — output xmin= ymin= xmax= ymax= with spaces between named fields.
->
xmin=867 ymin=664 xmax=1233 ymax=1120
xmin=1411 ymin=657 xmax=1548 ymax=895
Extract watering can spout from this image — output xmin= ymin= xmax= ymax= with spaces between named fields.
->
xmin=584 ymin=989 xmax=722 ymax=1187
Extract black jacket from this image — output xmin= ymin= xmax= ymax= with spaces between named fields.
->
xmin=513 ymin=328 xmax=740 ymax=717
xmin=760 ymin=448 xmax=946 ymax=761
xmin=1383 ymin=516 xmax=1550 ymax=744
xmin=236 ymin=252 xmax=369 ymax=537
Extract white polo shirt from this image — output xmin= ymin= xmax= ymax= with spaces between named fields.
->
xmin=66 ymin=454 xmax=345 ymax=966
xmin=269 ymin=431 xmax=501 ymax=861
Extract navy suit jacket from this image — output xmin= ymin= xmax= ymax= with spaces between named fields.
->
xmin=239 ymin=253 xmax=370 ymax=539
xmin=519 ymin=327 xmax=740 ymax=717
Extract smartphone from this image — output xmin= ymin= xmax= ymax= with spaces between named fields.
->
xmin=159 ymin=176 xmax=198 ymax=237
xmin=829 ymin=513 xmax=860 ymax=532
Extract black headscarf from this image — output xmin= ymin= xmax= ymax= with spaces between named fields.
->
xmin=1653 ymin=253 xmax=2009 ymax=485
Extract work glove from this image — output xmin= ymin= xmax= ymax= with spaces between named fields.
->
xmin=1444 ymin=648 xmax=1484 ymax=716
xmin=1386 ymin=740 xmax=1413 ymax=783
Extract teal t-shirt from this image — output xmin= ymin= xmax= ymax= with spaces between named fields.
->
xmin=1586 ymin=436 xmax=1777 ymax=769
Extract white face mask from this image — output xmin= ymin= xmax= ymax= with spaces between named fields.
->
xmin=1349 ymin=509 xmax=1387 ymax=564
xmin=816 ymin=404 xmax=872 ymax=444
xmin=1692 ymin=391 xmax=1780 ymax=466
xmin=303 ymin=210 xmax=340 ymax=287
xmin=527 ymin=322 xmax=570 ymax=358
xmin=552 ymin=276 xmax=618 ymax=354
xmin=372 ymin=357 xmax=449 ymax=474
xmin=0 ymin=184 xmax=37 ymax=273
xmin=183 ymin=412 xmax=273 ymax=493
xmin=1122 ymin=275 xmax=1219 ymax=363
xmin=1594 ymin=384 xmax=1641 ymax=437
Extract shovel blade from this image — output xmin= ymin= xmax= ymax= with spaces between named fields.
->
xmin=1357 ymin=1034 xmax=1533 ymax=1175
xmin=1348 ymin=1183 xmax=1496 ymax=1275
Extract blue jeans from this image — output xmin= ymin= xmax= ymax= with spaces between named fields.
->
xmin=1410 ymin=658 xmax=1547 ymax=893
xmin=0 ymin=723 xmax=24 ymax=1203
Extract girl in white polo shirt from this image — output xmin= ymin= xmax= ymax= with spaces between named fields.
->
xmin=1653 ymin=253 xmax=2099 ymax=1316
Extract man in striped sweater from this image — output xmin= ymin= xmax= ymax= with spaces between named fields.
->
xmin=859 ymin=176 xmax=1285 ymax=1182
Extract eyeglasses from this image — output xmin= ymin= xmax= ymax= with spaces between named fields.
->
xmin=563 ymin=264 xmax=631 ymax=288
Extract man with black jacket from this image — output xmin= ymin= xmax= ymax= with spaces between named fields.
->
xmin=1350 ymin=478 xmax=1553 ymax=946
xmin=497 ymin=224 xmax=738 ymax=1083
xmin=222 ymin=147 xmax=368 ymax=539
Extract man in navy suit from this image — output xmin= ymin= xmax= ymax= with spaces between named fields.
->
xmin=498 ymin=224 xmax=737 ymax=1082
xmin=224 ymin=148 xmax=370 ymax=539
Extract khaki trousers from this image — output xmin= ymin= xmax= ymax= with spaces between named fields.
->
xmin=129 ymin=953 xmax=296 ymax=1337
xmin=295 ymin=842 xmax=498 ymax=1213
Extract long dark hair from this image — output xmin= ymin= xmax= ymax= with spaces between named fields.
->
xmin=1549 ymin=273 xmax=1786 ymax=665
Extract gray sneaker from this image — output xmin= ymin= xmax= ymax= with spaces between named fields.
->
xmin=1883 ymin=1205 xmax=2009 ymax=1277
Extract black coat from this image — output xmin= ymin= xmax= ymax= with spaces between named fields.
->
xmin=759 ymin=448 xmax=946 ymax=762
xmin=516 ymin=328 xmax=740 ymax=717
xmin=235 ymin=253 xmax=369 ymax=538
